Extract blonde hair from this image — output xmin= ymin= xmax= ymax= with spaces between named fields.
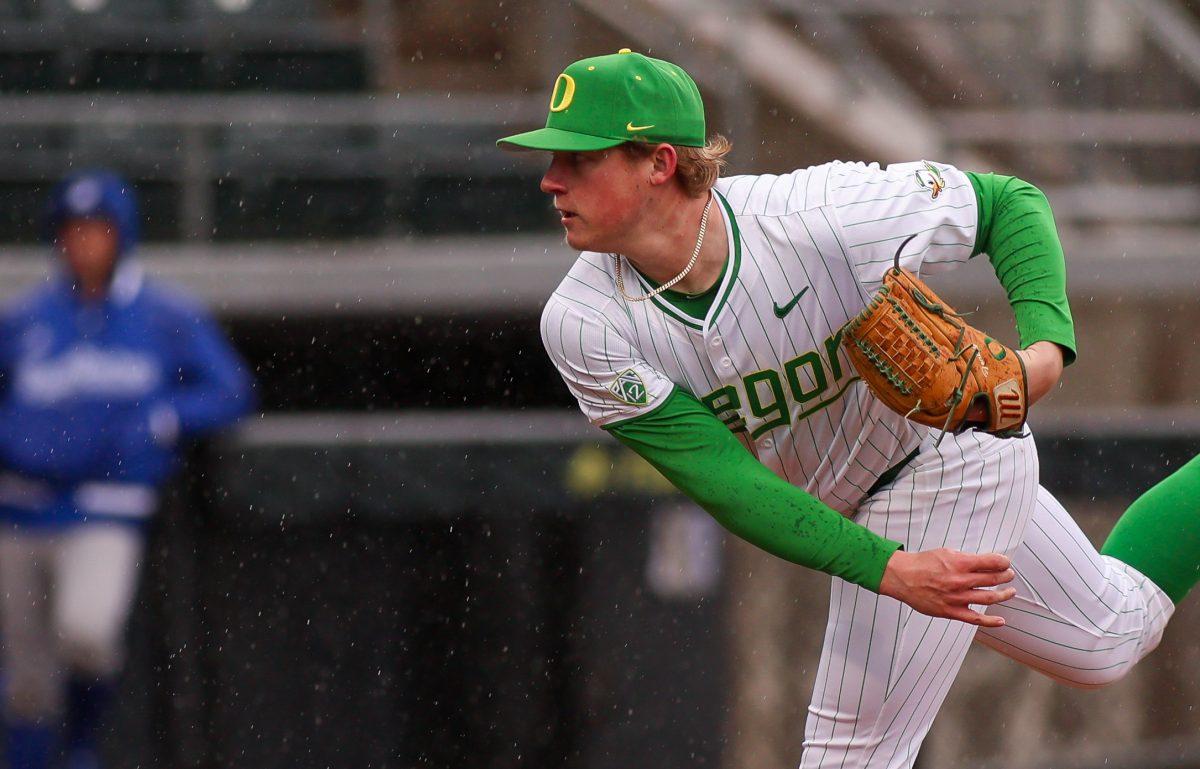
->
xmin=623 ymin=134 xmax=733 ymax=198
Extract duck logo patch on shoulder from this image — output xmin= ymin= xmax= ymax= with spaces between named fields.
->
xmin=609 ymin=368 xmax=648 ymax=406
xmin=914 ymin=161 xmax=946 ymax=200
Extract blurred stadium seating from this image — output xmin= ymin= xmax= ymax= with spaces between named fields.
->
xmin=0 ymin=1 xmax=1196 ymax=311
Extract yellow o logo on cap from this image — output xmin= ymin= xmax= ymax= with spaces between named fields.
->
xmin=549 ymin=73 xmax=576 ymax=112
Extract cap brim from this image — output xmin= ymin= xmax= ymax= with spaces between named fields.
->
xmin=496 ymin=126 xmax=625 ymax=152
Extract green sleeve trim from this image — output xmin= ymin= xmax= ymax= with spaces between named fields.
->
xmin=600 ymin=383 xmax=678 ymax=429
xmin=967 ymin=171 xmax=1077 ymax=366
xmin=605 ymin=388 xmax=902 ymax=592
xmin=631 ymin=191 xmax=742 ymax=327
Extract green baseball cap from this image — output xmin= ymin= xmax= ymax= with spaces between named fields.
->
xmin=497 ymin=48 xmax=706 ymax=152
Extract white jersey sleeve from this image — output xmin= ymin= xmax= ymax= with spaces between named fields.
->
xmin=825 ymin=160 xmax=978 ymax=290
xmin=540 ymin=292 xmax=675 ymax=428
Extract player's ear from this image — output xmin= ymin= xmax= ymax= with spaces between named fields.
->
xmin=647 ymin=143 xmax=679 ymax=187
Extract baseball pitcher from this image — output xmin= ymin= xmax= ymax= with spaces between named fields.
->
xmin=498 ymin=50 xmax=1200 ymax=769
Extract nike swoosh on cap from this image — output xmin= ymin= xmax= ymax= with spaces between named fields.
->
xmin=626 ymin=122 xmax=655 ymax=132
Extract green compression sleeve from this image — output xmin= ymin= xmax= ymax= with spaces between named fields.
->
xmin=967 ymin=172 xmax=1077 ymax=365
xmin=1101 ymin=454 xmax=1200 ymax=604
xmin=606 ymin=388 xmax=903 ymax=592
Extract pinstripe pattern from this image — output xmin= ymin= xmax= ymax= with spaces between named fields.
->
xmin=977 ymin=485 xmax=1175 ymax=689
xmin=539 ymin=159 xmax=1178 ymax=769
xmin=540 ymin=160 xmax=981 ymax=511
xmin=802 ymin=429 xmax=1039 ymax=769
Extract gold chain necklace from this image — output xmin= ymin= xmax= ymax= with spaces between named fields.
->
xmin=613 ymin=193 xmax=713 ymax=303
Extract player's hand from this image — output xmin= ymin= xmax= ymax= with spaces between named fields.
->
xmin=877 ymin=548 xmax=1017 ymax=627
xmin=964 ymin=340 xmax=1064 ymax=423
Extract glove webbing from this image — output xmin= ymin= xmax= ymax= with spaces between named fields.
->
xmin=888 ymin=234 xmax=984 ymax=446
xmin=852 ymin=334 xmax=913 ymax=396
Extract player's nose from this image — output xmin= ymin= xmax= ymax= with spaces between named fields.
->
xmin=540 ymin=156 xmax=568 ymax=195
xmin=540 ymin=172 xmax=567 ymax=196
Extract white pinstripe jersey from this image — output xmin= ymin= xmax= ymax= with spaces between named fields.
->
xmin=541 ymin=160 xmax=980 ymax=513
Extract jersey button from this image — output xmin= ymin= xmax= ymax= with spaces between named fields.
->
xmin=710 ymin=336 xmax=722 ymax=347
xmin=719 ymin=357 xmax=732 ymax=368
xmin=761 ymin=438 xmax=775 ymax=449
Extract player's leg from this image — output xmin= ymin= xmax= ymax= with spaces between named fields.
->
xmin=976 ymin=455 xmax=1200 ymax=688
xmin=0 ymin=531 xmax=64 ymax=769
xmin=1101 ymin=453 xmax=1200 ymax=604
xmin=52 ymin=523 xmax=144 ymax=769
xmin=802 ymin=579 xmax=979 ymax=769
xmin=801 ymin=430 xmax=1039 ymax=769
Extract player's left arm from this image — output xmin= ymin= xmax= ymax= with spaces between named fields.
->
xmin=608 ymin=388 xmax=902 ymax=591
xmin=967 ymin=171 xmax=1075 ymax=407
xmin=828 ymin=162 xmax=1075 ymax=409
xmin=159 ymin=299 xmax=256 ymax=437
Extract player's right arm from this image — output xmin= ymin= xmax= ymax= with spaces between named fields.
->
xmin=155 ymin=288 xmax=256 ymax=436
xmin=608 ymin=390 xmax=1016 ymax=626
xmin=541 ymin=292 xmax=1016 ymax=626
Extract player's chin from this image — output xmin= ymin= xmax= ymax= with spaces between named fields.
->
xmin=561 ymin=226 xmax=593 ymax=251
xmin=561 ymin=222 xmax=617 ymax=254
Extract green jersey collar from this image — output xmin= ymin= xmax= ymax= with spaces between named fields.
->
xmin=705 ymin=190 xmax=741 ymax=331
xmin=627 ymin=189 xmax=741 ymax=332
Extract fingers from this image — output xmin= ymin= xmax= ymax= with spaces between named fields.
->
xmin=970 ymin=568 xmax=1015 ymax=588
xmin=958 ymin=551 xmax=1011 ymax=573
xmin=954 ymin=609 xmax=1007 ymax=628
xmin=961 ymin=587 xmax=1017 ymax=606
xmin=941 ymin=584 xmax=1018 ymax=627
xmin=882 ymin=548 xmax=1021 ymax=628
xmin=954 ymin=552 xmax=1016 ymax=592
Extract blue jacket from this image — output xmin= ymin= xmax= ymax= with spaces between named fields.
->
xmin=0 ymin=262 xmax=255 ymax=529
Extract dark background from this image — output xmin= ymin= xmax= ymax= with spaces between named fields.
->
xmin=96 ymin=429 xmax=1198 ymax=769
xmin=111 ymin=438 xmax=731 ymax=769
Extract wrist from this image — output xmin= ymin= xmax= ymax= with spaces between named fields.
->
xmin=1025 ymin=340 xmax=1064 ymax=362
xmin=1018 ymin=341 xmax=1064 ymax=405
xmin=878 ymin=549 xmax=909 ymax=599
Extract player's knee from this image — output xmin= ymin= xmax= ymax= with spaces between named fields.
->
xmin=57 ymin=623 xmax=123 ymax=678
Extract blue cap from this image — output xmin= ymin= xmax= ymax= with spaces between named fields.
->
xmin=43 ymin=170 xmax=141 ymax=258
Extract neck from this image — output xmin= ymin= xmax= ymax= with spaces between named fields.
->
xmin=79 ymin=284 xmax=107 ymax=301
xmin=620 ymin=189 xmax=727 ymax=296
xmin=72 ymin=270 xmax=113 ymax=302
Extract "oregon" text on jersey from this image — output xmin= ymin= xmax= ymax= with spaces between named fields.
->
xmin=700 ymin=328 xmax=859 ymax=439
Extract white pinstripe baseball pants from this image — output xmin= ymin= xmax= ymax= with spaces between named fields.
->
xmin=800 ymin=430 xmax=1173 ymax=769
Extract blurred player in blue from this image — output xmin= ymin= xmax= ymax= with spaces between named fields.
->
xmin=0 ymin=170 xmax=255 ymax=769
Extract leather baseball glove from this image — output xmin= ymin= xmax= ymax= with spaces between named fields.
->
xmin=842 ymin=235 xmax=1028 ymax=444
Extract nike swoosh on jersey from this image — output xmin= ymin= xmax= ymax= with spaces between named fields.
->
xmin=773 ymin=286 xmax=810 ymax=318
xmin=626 ymin=122 xmax=655 ymax=132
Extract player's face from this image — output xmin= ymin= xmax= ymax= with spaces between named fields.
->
xmin=59 ymin=217 xmax=119 ymax=291
xmin=540 ymin=148 xmax=649 ymax=252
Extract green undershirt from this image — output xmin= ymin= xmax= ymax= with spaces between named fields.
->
xmin=607 ymin=388 xmax=903 ymax=592
xmin=610 ymin=171 xmax=1077 ymax=592
xmin=1101 ymin=454 xmax=1200 ymax=603
xmin=967 ymin=172 xmax=1076 ymax=365
xmin=638 ymin=269 xmax=721 ymax=317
